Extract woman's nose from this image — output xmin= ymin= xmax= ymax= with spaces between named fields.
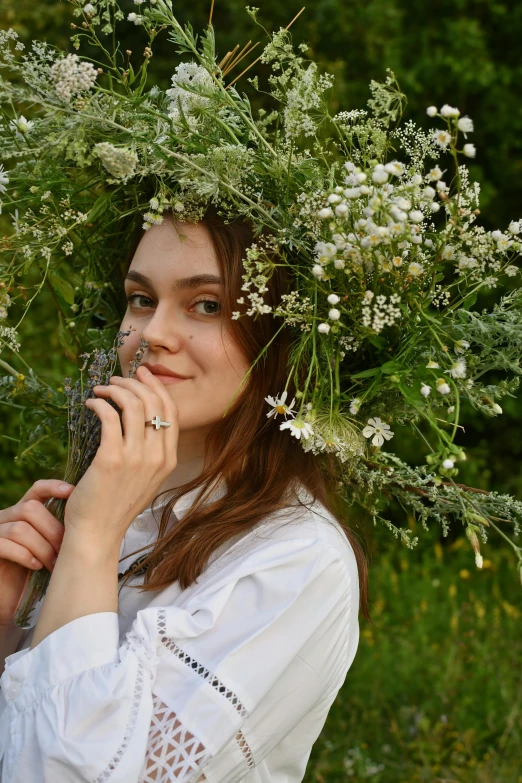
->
xmin=139 ymin=305 xmax=184 ymax=351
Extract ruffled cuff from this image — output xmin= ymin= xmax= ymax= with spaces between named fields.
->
xmin=0 ymin=612 xmax=119 ymax=709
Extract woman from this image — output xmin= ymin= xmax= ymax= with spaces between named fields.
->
xmin=0 ymin=208 xmax=368 ymax=783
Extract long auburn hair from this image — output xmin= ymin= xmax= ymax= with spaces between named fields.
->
xmin=118 ymin=207 xmax=370 ymax=621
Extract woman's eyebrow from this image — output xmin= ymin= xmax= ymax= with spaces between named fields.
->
xmin=125 ymin=270 xmax=224 ymax=290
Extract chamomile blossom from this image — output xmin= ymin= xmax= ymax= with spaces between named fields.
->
xmin=362 ymin=417 xmax=394 ymax=447
xmin=279 ymin=418 xmax=314 ymax=440
xmin=265 ymin=390 xmax=296 ymax=419
xmin=447 ymin=359 xmax=467 ymax=379
xmin=349 ymin=397 xmax=361 ymax=415
xmin=0 ymin=165 xmax=9 ymax=195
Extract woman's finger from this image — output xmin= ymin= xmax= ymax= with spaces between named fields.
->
xmin=108 ymin=370 xmax=174 ymax=445
xmin=84 ymin=397 xmax=126 ymax=463
xmin=91 ymin=383 xmax=161 ymax=452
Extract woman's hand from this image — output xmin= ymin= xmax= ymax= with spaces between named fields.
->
xmin=0 ymin=481 xmax=74 ymax=628
xmin=63 ymin=365 xmax=179 ymax=548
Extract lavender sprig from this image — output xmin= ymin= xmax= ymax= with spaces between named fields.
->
xmin=14 ymin=331 xmax=150 ymax=629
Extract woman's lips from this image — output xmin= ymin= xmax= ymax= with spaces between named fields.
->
xmin=152 ymin=374 xmax=189 ymax=385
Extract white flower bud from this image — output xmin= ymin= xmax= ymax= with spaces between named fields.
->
xmin=421 ymin=384 xmax=431 ymax=397
xmin=457 ymin=116 xmax=474 ymax=133
xmin=442 ymin=459 xmax=454 ymax=469
xmin=475 ymin=553 xmax=483 ymax=569
xmin=430 ymin=202 xmax=441 ymax=212
xmin=426 ymin=105 xmax=438 ymax=117
xmin=318 ymin=207 xmax=333 ymax=219
xmin=411 ymin=174 xmax=423 ymax=186
xmin=327 ymin=293 xmax=340 ymax=305
xmin=409 ymin=210 xmax=424 ymax=223
xmin=328 ymin=308 xmax=341 ymax=321
xmin=440 ymin=104 xmax=460 ymax=118
xmin=508 ymin=220 xmax=521 ymax=235
xmin=318 ymin=323 xmax=331 ymax=334
xmin=327 ymin=193 xmax=342 ymax=204
xmin=312 ymin=265 xmax=325 ymax=278
xmin=436 ymin=378 xmax=451 ymax=394
xmin=372 ymin=166 xmax=388 ymax=184
xmin=492 ymin=403 xmax=503 ymax=414
xmin=356 ymin=172 xmax=367 ymax=183
xmin=335 ymin=203 xmax=349 ymax=217
xmin=463 ymin=143 xmax=476 ymax=158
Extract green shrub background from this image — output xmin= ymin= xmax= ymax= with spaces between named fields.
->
xmin=0 ymin=1 xmax=521 ymax=779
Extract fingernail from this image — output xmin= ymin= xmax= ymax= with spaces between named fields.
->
xmin=140 ymin=365 xmax=151 ymax=374
xmin=59 ymin=483 xmax=72 ymax=492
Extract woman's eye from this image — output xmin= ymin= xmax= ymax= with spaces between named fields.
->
xmin=126 ymin=294 xmax=154 ymax=309
xmin=193 ymin=298 xmax=221 ymax=316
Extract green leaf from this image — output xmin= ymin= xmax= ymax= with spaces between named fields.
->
xmin=50 ymin=274 xmax=75 ymax=305
xmin=461 ymin=292 xmax=477 ymax=310
xmin=380 ymin=360 xmax=404 ymax=375
xmin=351 ymin=367 xmax=381 ymax=379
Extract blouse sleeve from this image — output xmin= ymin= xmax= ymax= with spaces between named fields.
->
xmin=0 ymin=535 xmax=358 ymax=783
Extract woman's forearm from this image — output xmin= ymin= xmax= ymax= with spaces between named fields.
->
xmin=30 ymin=530 xmax=121 ymax=650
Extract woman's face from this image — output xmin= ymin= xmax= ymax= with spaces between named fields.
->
xmin=118 ymin=217 xmax=250 ymax=435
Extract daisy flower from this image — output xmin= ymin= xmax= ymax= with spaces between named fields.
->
xmin=447 ymin=359 xmax=467 ymax=379
xmin=279 ymin=418 xmax=314 ymax=440
xmin=362 ymin=417 xmax=394 ymax=447
xmin=265 ymin=390 xmax=296 ymax=419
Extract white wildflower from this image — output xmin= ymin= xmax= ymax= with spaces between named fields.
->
xmin=362 ymin=417 xmax=394 ymax=448
xmin=312 ymin=265 xmax=325 ymax=279
xmin=442 ymin=459 xmax=455 ymax=469
xmin=0 ymin=165 xmax=9 ymax=195
xmin=384 ymin=160 xmax=404 ymax=176
xmin=408 ymin=262 xmax=424 ymax=277
xmin=440 ymin=104 xmax=460 ymax=118
xmin=463 ymin=143 xmax=476 ymax=158
xmin=421 ymin=384 xmax=431 ymax=397
xmin=372 ymin=164 xmax=388 ymax=184
xmin=318 ymin=207 xmax=333 ymax=219
xmin=349 ymin=397 xmax=361 ymax=415
xmin=508 ymin=220 xmax=520 ymax=235
xmin=335 ymin=203 xmax=349 ymax=217
xmin=327 ymin=293 xmax=340 ymax=305
xmin=265 ymin=390 xmax=296 ymax=420
xmin=475 ymin=553 xmax=483 ymax=569
xmin=167 ymin=62 xmax=214 ymax=124
xmin=280 ymin=417 xmax=314 ymax=440
xmin=457 ymin=116 xmax=474 ymax=135
xmin=442 ymin=244 xmax=455 ymax=260
xmin=318 ymin=322 xmax=331 ymax=334
xmin=83 ymin=3 xmax=95 ymax=13
xmin=50 ymin=53 xmax=98 ymax=102
xmin=428 ymin=167 xmax=443 ymax=181
xmin=504 ymin=265 xmax=518 ymax=277
xmin=426 ymin=106 xmax=438 ymax=117
xmin=328 ymin=308 xmax=341 ymax=320
xmin=94 ymin=143 xmax=138 ymax=179
xmin=447 ymin=359 xmax=467 ymax=379
xmin=409 ymin=210 xmax=424 ymax=223
xmin=492 ymin=402 xmax=503 ymax=414
xmin=433 ymin=130 xmax=452 ymax=148
xmin=454 ymin=340 xmax=470 ymax=354
xmin=9 ymin=115 xmax=34 ymax=135
xmin=430 ymin=202 xmax=441 ymax=212
xmin=436 ymin=378 xmax=451 ymax=394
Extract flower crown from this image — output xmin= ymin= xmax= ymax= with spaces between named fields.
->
xmin=1 ymin=0 xmax=521 ymax=577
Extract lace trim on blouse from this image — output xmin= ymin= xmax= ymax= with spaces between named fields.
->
xmin=97 ymin=607 xmax=255 ymax=782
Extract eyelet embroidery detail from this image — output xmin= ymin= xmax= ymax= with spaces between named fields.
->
xmin=95 ymin=660 xmax=148 ymax=782
xmin=235 ymin=729 xmax=255 ymax=768
xmin=156 ymin=608 xmax=256 ymax=769
xmin=157 ymin=608 xmax=248 ymax=719
xmin=138 ymin=693 xmax=210 ymax=783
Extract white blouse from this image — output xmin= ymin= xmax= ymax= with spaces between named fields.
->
xmin=0 ymin=482 xmax=360 ymax=783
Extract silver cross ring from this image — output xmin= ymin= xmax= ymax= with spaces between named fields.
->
xmin=145 ymin=415 xmax=172 ymax=430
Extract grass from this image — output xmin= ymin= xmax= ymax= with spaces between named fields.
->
xmin=305 ymin=520 xmax=522 ymax=783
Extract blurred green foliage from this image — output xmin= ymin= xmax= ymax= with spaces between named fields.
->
xmin=0 ymin=0 xmax=521 ymax=773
